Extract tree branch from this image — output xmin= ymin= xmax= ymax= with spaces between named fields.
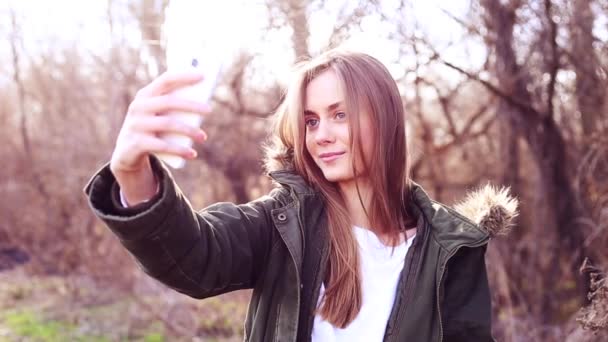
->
xmin=544 ymin=0 xmax=559 ymax=118
xmin=9 ymin=7 xmax=50 ymax=200
xmin=324 ymin=0 xmax=373 ymax=50
xmin=437 ymin=55 xmax=543 ymax=118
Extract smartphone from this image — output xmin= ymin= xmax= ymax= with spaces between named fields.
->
xmin=155 ymin=0 xmax=224 ymax=169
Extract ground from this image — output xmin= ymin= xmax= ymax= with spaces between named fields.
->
xmin=0 ymin=267 xmax=250 ymax=342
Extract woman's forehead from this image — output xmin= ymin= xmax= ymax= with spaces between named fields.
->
xmin=304 ymin=69 xmax=345 ymax=112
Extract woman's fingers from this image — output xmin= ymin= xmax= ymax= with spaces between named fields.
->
xmin=135 ymin=116 xmax=208 ymax=142
xmin=128 ymin=94 xmax=211 ymax=117
xmin=121 ymin=133 xmax=199 ymax=161
xmin=111 ymin=71 xmax=212 ymax=175
xmin=137 ymin=71 xmax=205 ymax=97
xmin=143 ymin=135 xmax=199 ymax=159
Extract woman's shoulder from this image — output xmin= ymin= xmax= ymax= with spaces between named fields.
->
xmin=409 ymin=182 xmax=519 ymax=248
xmin=267 ymin=169 xmax=319 ymax=196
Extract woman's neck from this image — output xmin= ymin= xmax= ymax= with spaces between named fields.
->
xmin=338 ymin=178 xmax=373 ymax=230
xmin=338 ymin=177 xmax=415 ymax=246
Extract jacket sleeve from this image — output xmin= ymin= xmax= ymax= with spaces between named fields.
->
xmin=441 ymin=245 xmax=495 ymax=342
xmin=83 ymin=156 xmax=285 ymax=298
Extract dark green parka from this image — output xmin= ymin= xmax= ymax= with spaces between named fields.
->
xmin=84 ymin=156 xmax=518 ymax=341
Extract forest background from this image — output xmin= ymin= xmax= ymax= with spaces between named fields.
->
xmin=0 ymin=0 xmax=607 ymax=341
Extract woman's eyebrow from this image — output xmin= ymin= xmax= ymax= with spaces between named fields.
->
xmin=304 ymin=101 xmax=344 ymax=116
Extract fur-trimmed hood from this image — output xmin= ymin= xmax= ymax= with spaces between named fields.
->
xmin=265 ymin=148 xmax=518 ymax=239
xmin=263 ymin=142 xmax=295 ymax=175
xmin=407 ymin=181 xmax=518 ymax=245
xmin=453 ymin=184 xmax=519 ymax=238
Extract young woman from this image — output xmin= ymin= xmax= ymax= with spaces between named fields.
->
xmin=84 ymin=49 xmax=517 ymax=341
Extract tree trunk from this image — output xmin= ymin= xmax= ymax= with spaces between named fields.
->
xmin=498 ymin=104 xmax=520 ymax=193
xmin=225 ymin=166 xmax=250 ymax=204
xmin=570 ymin=0 xmax=605 ymax=135
xmin=277 ymin=0 xmax=310 ymax=60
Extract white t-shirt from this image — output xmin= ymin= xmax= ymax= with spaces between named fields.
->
xmin=311 ymin=226 xmax=415 ymax=342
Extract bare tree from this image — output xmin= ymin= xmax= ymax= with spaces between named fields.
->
xmin=8 ymin=8 xmax=49 ymax=201
xmin=569 ymin=0 xmax=606 ymax=136
xmin=479 ymin=0 xmax=589 ymax=317
xmin=129 ymin=0 xmax=169 ymax=71
xmin=266 ymin=0 xmax=310 ymax=60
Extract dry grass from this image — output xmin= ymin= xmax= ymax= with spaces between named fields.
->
xmin=577 ymin=260 xmax=608 ymax=334
xmin=0 ymin=268 xmax=249 ymax=341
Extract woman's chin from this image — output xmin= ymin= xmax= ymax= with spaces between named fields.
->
xmin=320 ymin=168 xmax=369 ymax=186
xmin=321 ymin=169 xmax=352 ymax=183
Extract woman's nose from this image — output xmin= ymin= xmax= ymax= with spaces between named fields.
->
xmin=315 ymin=120 xmax=335 ymax=144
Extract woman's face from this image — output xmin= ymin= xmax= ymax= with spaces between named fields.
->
xmin=304 ymin=69 xmax=373 ymax=185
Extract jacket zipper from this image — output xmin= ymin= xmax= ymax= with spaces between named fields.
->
xmin=281 ymin=235 xmax=303 ymax=342
xmin=436 ymin=237 xmax=489 ymax=342
xmin=388 ymin=221 xmax=429 ymax=340
xmin=273 ymin=190 xmax=304 ymax=342
xmin=308 ymin=238 xmax=329 ymax=329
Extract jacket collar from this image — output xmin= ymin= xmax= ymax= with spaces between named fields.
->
xmin=268 ymin=169 xmax=319 ymax=196
xmin=409 ymin=182 xmax=490 ymax=250
xmin=268 ymin=170 xmax=518 ymax=247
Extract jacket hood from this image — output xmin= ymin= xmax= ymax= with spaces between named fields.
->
xmin=452 ymin=184 xmax=519 ymax=238
xmin=266 ymin=149 xmax=518 ymax=239
xmin=264 ymin=143 xmax=295 ymax=174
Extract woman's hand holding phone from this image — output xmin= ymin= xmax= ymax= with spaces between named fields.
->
xmin=109 ymin=71 xmax=211 ymax=206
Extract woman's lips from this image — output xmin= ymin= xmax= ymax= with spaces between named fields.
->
xmin=319 ymin=151 xmax=345 ymax=162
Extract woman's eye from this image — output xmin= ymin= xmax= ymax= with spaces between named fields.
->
xmin=335 ymin=111 xmax=346 ymax=119
xmin=305 ymin=118 xmax=319 ymax=127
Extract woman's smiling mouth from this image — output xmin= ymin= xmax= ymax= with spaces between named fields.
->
xmin=319 ymin=151 xmax=345 ymax=162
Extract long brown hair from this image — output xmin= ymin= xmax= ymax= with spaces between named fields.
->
xmin=265 ymin=49 xmax=415 ymax=328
